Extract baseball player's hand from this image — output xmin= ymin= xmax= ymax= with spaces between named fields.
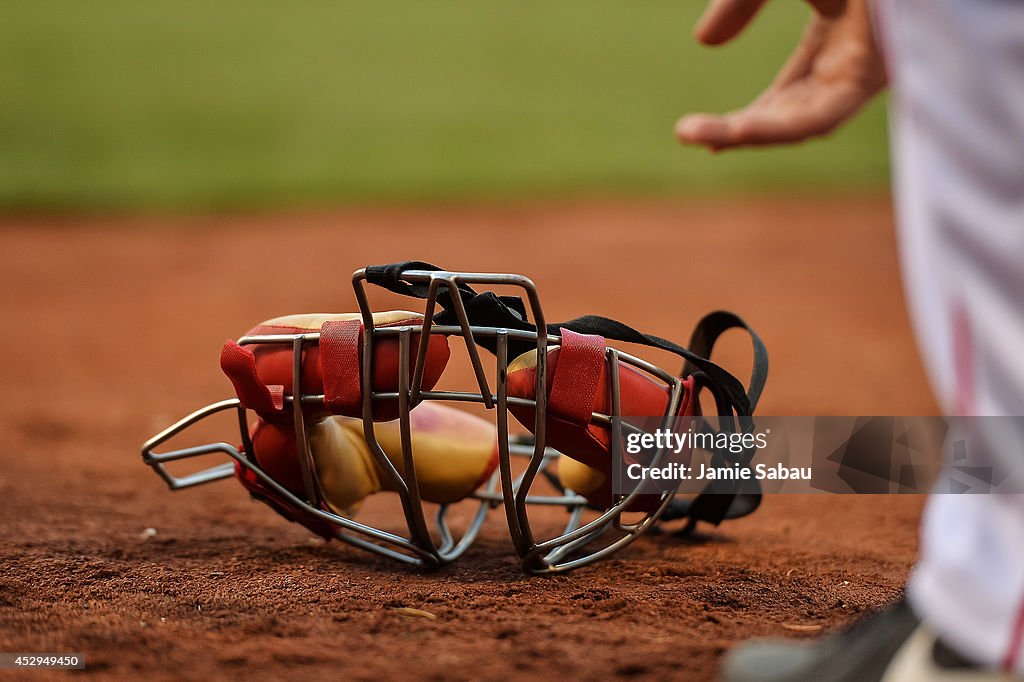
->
xmin=676 ymin=0 xmax=887 ymax=151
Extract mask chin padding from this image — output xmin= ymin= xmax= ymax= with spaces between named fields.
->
xmin=556 ymin=454 xmax=605 ymax=500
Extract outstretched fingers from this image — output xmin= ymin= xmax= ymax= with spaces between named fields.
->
xmin=675 ymin=82 xmax=862 ymax=150
xmin=674 ymin=109 xmax=812 ymax=151
xmin=678 ymin=0 xmax=883 ymax=152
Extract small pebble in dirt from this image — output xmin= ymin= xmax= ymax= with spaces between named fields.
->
xmin=139 ymin=527 xmax=157 ymax=540
xmin=391 ymin=607 xmax=437 ymax=620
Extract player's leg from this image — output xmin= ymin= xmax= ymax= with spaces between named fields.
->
xmin=885 ymin=0 xmax=1024 ymax=670
xmin=911 ymin=494 xmax=1024 ymax=673
xmin=724 ymin=0 xmax=1024 ymax=677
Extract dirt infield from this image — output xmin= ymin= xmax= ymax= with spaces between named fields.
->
xmin=0 ymin=197 xmax=936 ymax=680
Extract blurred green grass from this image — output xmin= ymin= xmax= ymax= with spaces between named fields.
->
xmin=0 ymin=1 xmax=888 ymax=210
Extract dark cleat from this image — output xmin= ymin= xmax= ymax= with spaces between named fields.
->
xmin=722 ymin=600 xmax=1012 ymax=682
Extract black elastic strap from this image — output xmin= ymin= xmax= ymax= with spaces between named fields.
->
xmin=365 ymin=261 xmax=478 ymax=312
xmin=674 ymin=314 xmax=769 ymax=526
xmin=685 ymin=310 xmax=768 ymax=411
xmin=365 ymin=261 xmax=533 ymax=351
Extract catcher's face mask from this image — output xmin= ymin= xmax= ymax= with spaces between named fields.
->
xmin=143 ymin=262 xmax=767 ymax=573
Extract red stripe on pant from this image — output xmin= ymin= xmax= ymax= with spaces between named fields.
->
xmin=1003 ymin=594 xmax=1024 ymax=672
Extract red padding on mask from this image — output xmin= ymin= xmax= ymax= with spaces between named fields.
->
xmin=506 ymin=344 xmax=698 ymax=472
xmin=220 ymin=340 xmax=285 ymax=414
xmin=563 ymin=375 xmax=699 ymax=511
xmin=320 ymin=319 xmax=363 ymax=417
xmin=248 ymin=419 xmax=305 ymax=496
xmin=548 ymin=329 xmax=606 ymax=426
xmin=234 ymin=460 xmax=336 ymax=541
xmin=221 ymin=315 xmax=452 ymax=422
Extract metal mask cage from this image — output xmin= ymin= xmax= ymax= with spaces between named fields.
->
xmin=142 ymin=267 xmax=690 ymax=574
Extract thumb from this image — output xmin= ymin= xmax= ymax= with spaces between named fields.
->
xmin=695 ymin=0 xmax=770 ymax=45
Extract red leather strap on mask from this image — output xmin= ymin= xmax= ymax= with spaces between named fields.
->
xmin=320 ymin=319 xmax=363 ymax=416
xmin=548 ymin=329 xmax=606 ymax=426
xmin=220 ymin=340 xmax=284 ymax=415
